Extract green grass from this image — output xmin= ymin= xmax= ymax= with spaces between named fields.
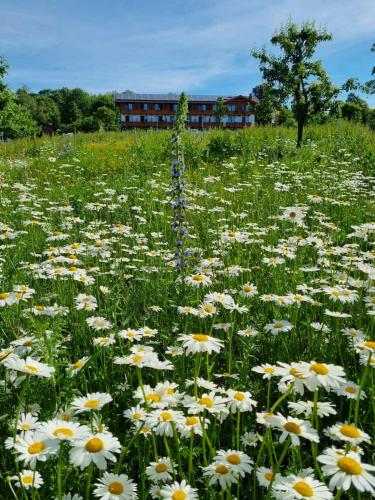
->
xmin=0 ymin=123 xmax=374 ymax=499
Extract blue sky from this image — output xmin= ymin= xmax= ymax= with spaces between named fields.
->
xmin=1 ymin=0 xmax=375 ymax=104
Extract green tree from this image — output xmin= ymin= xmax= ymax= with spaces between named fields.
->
xmin=364 ymin=43 xmax=375 ymax=94
xmin=0 ymin=89 xmax=40 ymax=139
xmin=214 ymin=97 xmax=228 ymax=128
xmin=0 ymin=56 xmax=9 ymax=91
xmin=93 ymin=106 xmax=119 ymax=131
xmin=252 ymin=20 xmax=339 ymax=147
xmin=252 ymin=84 xmax=274 ymax=125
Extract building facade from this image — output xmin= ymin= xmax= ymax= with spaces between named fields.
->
xmin=115 ymin=93 xmax=257 ymax=130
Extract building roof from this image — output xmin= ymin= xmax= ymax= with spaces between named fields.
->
xmin=115 ymin=92 xmax=251 ymax=102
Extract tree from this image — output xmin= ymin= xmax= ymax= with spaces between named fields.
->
xmin=364 ymin=43 xmax=375 ymax=94
xmin=0 ymin=89 xmax=40 ymax=139
xmin=0 ymin=56 xmax=9 ymax=91
xmin=214 ymin=97 xmax=227 ymax=128
xmin=252 ymin=84 xmax=274 ymax=125
xmin=252 ymin=20 xmax=339 ymax=147
xmin=93 ymin=106 xmax=119 ymax=131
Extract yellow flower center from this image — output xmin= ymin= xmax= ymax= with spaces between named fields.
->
xmin=293 ymin=481 xmax=314 ymax=497
xmin=192 ymin=334 xmax=209 ymax=342
xmin=52 ymin=231 xmax=62 ymax=236
xmin=85 ymin=437 xmax=104 ymax=453
xmin=108 ymin=482 xmax=124 ymax=494
xmin=172 ymin=491 xmax=187 ymax=500
xmin=53 ymin=428 xmax=74 ymax=437
xmin=228 ymin=231 xmax=237 ymax=237
xmin=186 ymin=416 xmax=199 ymax=425
xmin=73 ymin=360 xmax=84 ymax=369
xmin=289 ymin=367 xmax=304 ymax=379
xmin=264 ymin=472 xmax=273 ymax=481
xmin=22 ymin=476 xmax=34 ymax=485
xmin=339 ymin=424 xmax=361 ymax=438
xmin=160 ymin=412 xmax=173 ymax=422
xmin=331 ymin=290 xmax=340 ymax=297
xmin=84 ymin=399 xmax=100 ymax=409
xmin=155 ymin=463 xmax=168 ymax=473
xmin=273 ymin=322 xmax=283 ymax=328
xmin=0 ymin=293 xmax=9 ymax=300
xmin=283 ymin=422 xmax=302 ymax=434
xmin=337 ymin=456 xmax=362 ymax=475
xmin=35 ymin=305 xmax=45 ymax=311
xmin=28 ymin=441 xmax=45 ymax=454
xmin=234 ymin=392 xmax=245 ymax=401
xmin=21 ymin=424 xmax=31 ymax=430
xmin=147 ymin=394 xmax=161 ymax=403
xmin=133 ymin=412 xmax=142 ymax=420
xmin=264 ymin=367 xmax=275 ymax=374
xmin=310 ymin=363 xmax=329 ymax=375
xmin=25 ymin=365 xmax=39 ymax=373
xmin=198 ymin=397 xmax=213 ymax=408
xmin=192 ymin=274 xmax=204 ymax=282
xmin=227 ymin=454 xmax=241 ymax=465
xmin=132 ymin=355 xmax=143 ymax=363
xmin=215 ymin=464 xmax=229 ymax=474
xmin=69 ymin=266 xmax=78 ymax=272
xmin=364 ymin=341 xmax=375 ymax=349
xmin=345 ymin=386 xmax=357 ymax=394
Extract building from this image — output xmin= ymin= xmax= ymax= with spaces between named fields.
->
xmin=115 ymin=93 xmax=257 ymax=130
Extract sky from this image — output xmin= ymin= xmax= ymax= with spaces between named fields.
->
xmin=1 ymin=0 xmax=375 ymax=104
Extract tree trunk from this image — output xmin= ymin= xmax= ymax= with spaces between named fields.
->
xmin=297 ymin=120 xmax=304 ymax=148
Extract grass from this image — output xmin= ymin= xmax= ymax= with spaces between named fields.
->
xmin=0 ymin=122 xmax=374 ymax=499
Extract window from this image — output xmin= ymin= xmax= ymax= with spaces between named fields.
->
xmin=228 ymin=104 xmax=236 ymax=112
xmin=129 ymin=115 xmax=140 ymax=122
xmin=124 ymin=103 xmax=133 ymax=111
xmin=170 ymin=104 xmax=177 ymax=111
xmin=199 ymin=104 xmax=207 ymax=111
xmin=242 ymin=104 xmax=250 ymax=112
xmin=141 ymin=103 xmax=148 ymax=111
xmin=154 ymin=103 xmax=162 ymax=110
xmin=190 ymin=115 xmax=200 ymax=123
xmin=202 ymin=115 xmax=211 ymax=123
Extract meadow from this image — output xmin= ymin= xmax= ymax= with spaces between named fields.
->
xmin=0 ymin=123 xmax=374 ymax=499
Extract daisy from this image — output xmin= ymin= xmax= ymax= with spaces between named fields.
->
xmin=67 ymin=356 xmax=90 ymax=376
xmin=237 ymin=326 xmax=258 ymax=337
xmin=123 ymin=406 xmax=147 ymax=427
xmin=252 ymin=364 xmax=281 ymax=379
xmin=318 ymin=448 xmax=375 ymax=494
xmin=324 ymin=423 xmax=371 ymax=445
xmin=178 ymin=333 xmax=223 ymax=355
xmin=213 ymin=449 xmax=253 ymax=477
xmin=145 ymin=457 xmax=175 ymax=483
xmin=39 ymin=419 xmax=89 ymax=441
xmin=226 ymin=389 xmax=257 ymax=413
xmin=160 ymin=480 xmax=198 ymax=499
xmin=183 ymin=392 xmax=229 ymax=416
xmin=93 ymin=335 xmax=116 ymax=347
xmin=177 ymin=415 xmax=208 ymax=438
xmin=241 ymin=431 xmax=259 ymax=448
xmin=335 ymin=382 xmax=366 ymax=400
xmin=93 ymin=472 xmax=138 ymax=499
xmin=269 ymin=414 xmax=319 ymax=445
xmin=203 ymin=461 xmax=238 ymax=489
xmin=13 ymin=469 xmax=43 ymax=490
xmin=258 ymin=467 xmax=284 ymax=491
xmin=71 ymin=392 xmax=113 ymax=413
xmin=297 ymin=361 xmax=346 ymax=391
xmin=86 ymin=317 xmax=112 ymax=331
xmin=184 ymin=273 xmax=212 ymax=288
xmin=3 ymin=355 xmax=55 ymax=378
xmin=288 ymin=401 xmax=337 ymax=418
xmin=69 ymin=432 xmax=121 ymax=470
xmin=272 ymin=473 xmax=333 ymax=499
xmin=14 ymin=431 xmax=59 ymax=467
xmin=17 ymin=413 xmax=40 ymax=433
xmin=264 ymin=320 xmax=293 ymax=335
xmin=118 ymin=329 xmax=143 ymax=342
xmin=239 ymin=283 xmax=258 ymax=298
xmin=146 ymin=408 xmax=185 ymax=436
